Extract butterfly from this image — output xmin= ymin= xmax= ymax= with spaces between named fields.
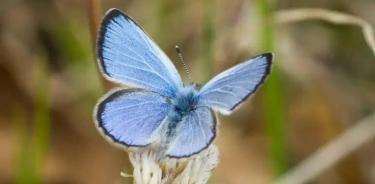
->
xmin=94 ymin=8 xmax=273 ymax=158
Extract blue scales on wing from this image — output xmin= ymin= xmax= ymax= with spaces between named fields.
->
xmin=97 ymin=9 xmax=183 ymax=97
xmin=166 ymin=107 xmax=216 ymax=158
xmin=197 ymin=53 xmax=273 ymax=114
xmin=95 ymin=89 xmax=172 ymax=147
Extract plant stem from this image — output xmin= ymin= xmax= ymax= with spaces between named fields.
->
xmin=87 ymin=0 xmax=102 ymax=50
xmin=256 ymin=0 xmax=288 ymax=176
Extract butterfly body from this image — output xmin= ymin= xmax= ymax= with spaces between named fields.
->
xmin=164 ymin=84 xmax=199 ymax=136
xmin=94 ymin=8 xmax=273 ymax=158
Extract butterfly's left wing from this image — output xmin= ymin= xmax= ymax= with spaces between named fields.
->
xmin=97 ymin=9 xmax=183 ymax=97
xmin=166 ymin=107 xmax=216 ymax=158
xmin=95 ymin=89 xmax=172 ymax=147
xmin=197 ymin=53 xmax=273 ymax=114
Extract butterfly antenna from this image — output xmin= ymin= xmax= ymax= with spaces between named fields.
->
xmin=175 ymin=45 xmax=192 ymax=83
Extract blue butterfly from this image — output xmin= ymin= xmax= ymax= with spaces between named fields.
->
xmin=94 ymin=8 xmax=273 ymax=158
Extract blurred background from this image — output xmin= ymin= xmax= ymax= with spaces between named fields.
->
xmin=1 ymin=0 xmax=375 ymax=183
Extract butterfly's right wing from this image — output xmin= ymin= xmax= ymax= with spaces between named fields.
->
xmin=166 ymin=107 xmax=216 ymax=158
xmin=197 ymin=53 xmax=273 ymax=114
xmin=94 ymin=89 xmax=172 ymax=147
xmin=97 ymin=9 xmax=183 ymax=97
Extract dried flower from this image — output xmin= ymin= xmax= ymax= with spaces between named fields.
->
xmin=123 ymin=145 xmax=219 ymax=184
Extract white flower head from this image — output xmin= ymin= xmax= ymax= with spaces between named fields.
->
xmin=126 ymin=145 xmax=219 ymax=184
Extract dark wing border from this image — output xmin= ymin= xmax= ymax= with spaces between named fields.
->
xmin=229 ymin=52 xmax=273 ymax=111
xmin=96 ymin=8 xmax=146 ymax=80
xmin=94 ymin=88 xmax=153 ymax=148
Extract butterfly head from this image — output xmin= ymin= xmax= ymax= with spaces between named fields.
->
xmin=171 ymin=84 xmax=199 ymax=117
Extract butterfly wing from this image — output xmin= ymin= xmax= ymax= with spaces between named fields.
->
xmin=97 ymin=8 xmax=183 ymax=97
xmin=166 ymin=107 xmax=216 ymax=158
xmin=95 ymin=89 xmax=171 ymax=147
xmin=197 ymin=53 xmax=273 ymax=114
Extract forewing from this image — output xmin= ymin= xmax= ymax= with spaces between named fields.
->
xmin=95 ymin=89 xmax=171 ymax=147
xmin=97 ymin=8 xmax=183 ymax=97
xmin=198 ymin=53 xmax=273 ymax=114
xmin=166 ymin=107 xmax=216 ymax=158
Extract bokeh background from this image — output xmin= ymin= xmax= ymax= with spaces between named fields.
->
xmin=1 ymin=0 xmax=375 ymax=183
